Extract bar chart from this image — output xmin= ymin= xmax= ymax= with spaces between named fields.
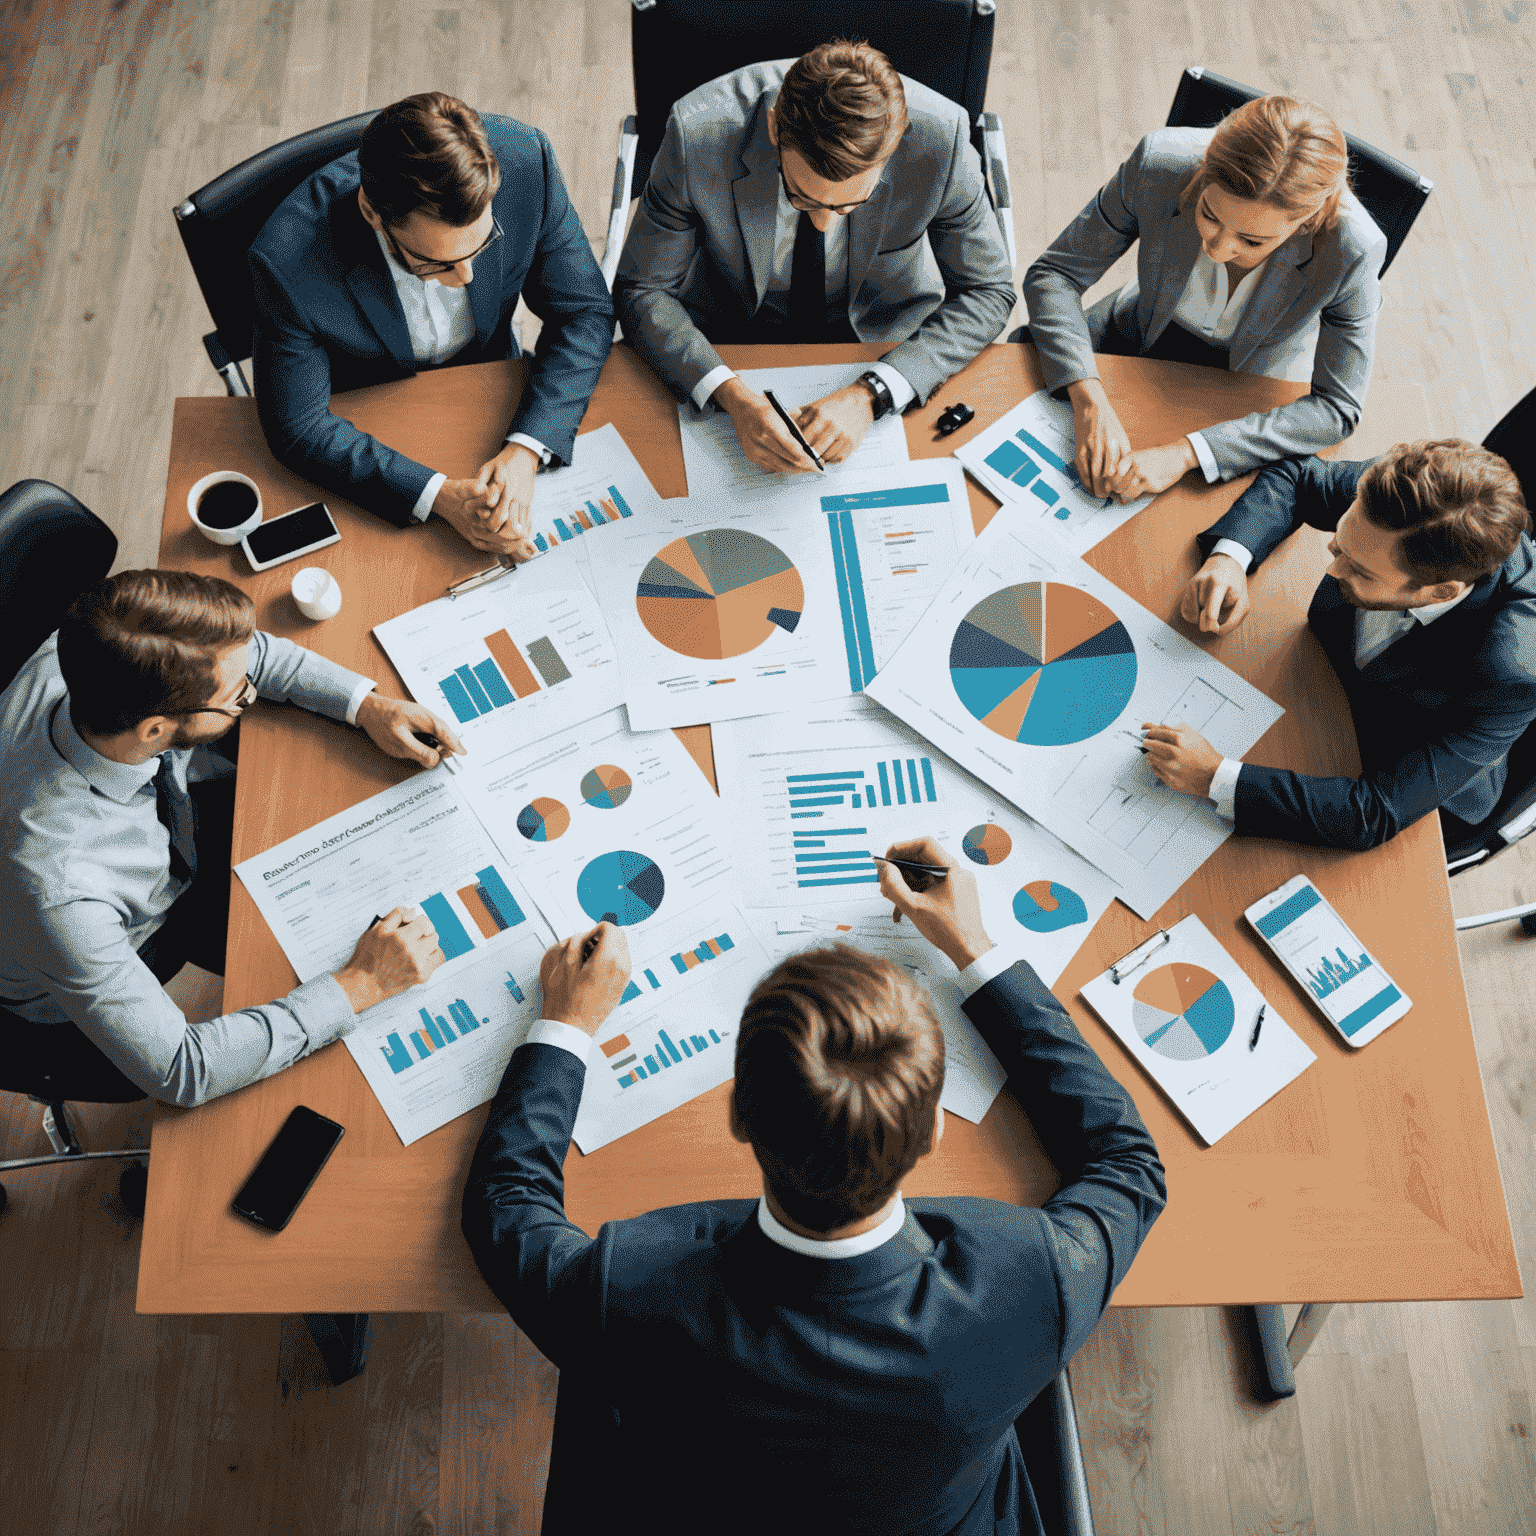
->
xmin=379 ymin=996 xmax=485 ymax=1075
xmin=600 ymin=1023 xmax=730 ymax=1089
xmin=530 ymin=483 xmax=634 ymax=554
xmin=418 ymin=864 xmax=527 ymax=962
xmin=438 ymin=628 xmax=574 ymax=725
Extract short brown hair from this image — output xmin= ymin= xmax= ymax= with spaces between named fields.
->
xmin=57 ymin=570 xmax=255 ymax=736
xmin=1179 ymin=95 xmax=1351 ymax=235
xmin=1357 ymin=440 xmax=1531 ymax=584
xmin=732 ymin=946 xmax=945 ymax=1232
xmin=358 ymin=91 xmax=500 ymax=227
xmin=774 ymin=40 xmax=908 ymax=182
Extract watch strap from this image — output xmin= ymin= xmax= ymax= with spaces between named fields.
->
xmin=859 ymin=369 xmax=895 ymax=420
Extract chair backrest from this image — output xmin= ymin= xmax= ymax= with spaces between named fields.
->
xmin=629 ymin=0 xmax=995 ymax=192
xmin=174 ymin=111 xmax=379 ymax=366
xmin=1483 ymin=385 xmax=1536 ymax=509
xmin=1165 ymin=66 xmax=1432 ymax=278
xmin=0 ymin=481 xmax=118 ymax=695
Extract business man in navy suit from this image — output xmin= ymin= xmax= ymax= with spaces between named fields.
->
xmin=1146 ymin=440 xmax=1536 ymax=850
xmin=250 ymin=93 xmax=612 ymax=559
xmin=461 ymin=839 xmax=1165 ymax=1535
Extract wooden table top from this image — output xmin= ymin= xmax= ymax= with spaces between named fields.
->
xmin=137 ymin=343 xmax=1519 ymax=1314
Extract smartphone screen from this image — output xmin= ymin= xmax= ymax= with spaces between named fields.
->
xmin=1250 ymin=881 xmax=1406 ymax=1041
xmin=231 ymin=1106 xmax=344 ymax=1232
xmin=244 ymin=502 xmax=338 ymax=565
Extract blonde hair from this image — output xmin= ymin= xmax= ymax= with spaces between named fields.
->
xmin=1179 ymin=95 xmax=1351 ymax=235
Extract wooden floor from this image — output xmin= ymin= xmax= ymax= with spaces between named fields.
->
xmin=2 ymin=1 xmax=1533 ymax=1531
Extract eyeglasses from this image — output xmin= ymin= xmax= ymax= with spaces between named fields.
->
xmin=385 ymin=215 xmax=503 ymax=278
xmin=175 ymin=674 xmax=257 ymax=720
xmin=777 ymin=154 xmax=874 ymax=216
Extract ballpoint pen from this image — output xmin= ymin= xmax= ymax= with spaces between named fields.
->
xmin=1249 ymin=1003 xmax=1266 ymax=1050
xmin=763 ymin=388 xmax=826 ymax=473
xmin=1120 ymin=729 xmax=1148 ymax=754
xmin=871 ymin=855 xmax=950 ymax=879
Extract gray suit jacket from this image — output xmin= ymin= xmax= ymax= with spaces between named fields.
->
xmin=1023 ymin=128 xmax=1387 ymax=477
xmin=614 ymin=61 xmax=1016 ymax=405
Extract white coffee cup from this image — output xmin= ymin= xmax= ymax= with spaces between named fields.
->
xmin=291 ymin=566 xmax=342 ymax=621
xmin=187 ymin=471 xmax=263 ymax=545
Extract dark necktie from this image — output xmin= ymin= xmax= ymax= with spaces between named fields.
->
xmin=787 ymin=211 xmax=826 ymax=340
xmin=154 ymin=754 xmax=195 ymax=885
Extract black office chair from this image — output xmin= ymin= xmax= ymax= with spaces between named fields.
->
xmin=1017 ymin=1368 xmax=1099 ymax=1536
xmin=1165 ymin=66 xmax=1432 ymax=278
xmin=0 ymin=481 xmax=149 ymax=1219
xmin=600 ymin=0 xmax=1015 ymax=287
xmin=173 ymin=111 xmax=379 ymax=396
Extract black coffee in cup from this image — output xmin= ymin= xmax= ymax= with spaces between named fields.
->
xmin=197 ymin=480 xmax=259 ymax=528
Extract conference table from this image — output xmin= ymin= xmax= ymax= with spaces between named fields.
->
xmin=138 ymin=343 xmax=1521 ymax=1365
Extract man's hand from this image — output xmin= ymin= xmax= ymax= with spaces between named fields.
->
xmin=877 ymin=837 xmax=994 ymax=972
xmin=795 ymin=383 xmax=876 ymax=465
xmin=1103 ymin=440 xmax=1198 ymax=503
xmin=333 ymin=906 xmax=444 ymax=1014
xmin=1141 ymin=722 xmax=1222 ymax=798
xmin=538 ymin=924 xmax=633 ymax=1037
xmin=1067 ymin=378 xmax=1132 ymax=497
xmin=356 ymin=691 xmax=465 ymax=770
xmin=432 ymin=477 xmax=538 ymax=562
xmin=714 ymin=377 xmax=818 ymax=474
xmin=472 ymin=442 xmax=539 ymax=543
xmin=1178 ymin=553 xmax=1251 ymax=636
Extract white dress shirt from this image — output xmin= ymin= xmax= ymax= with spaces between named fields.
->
xmin=690 ymin=184 xmax=916 ymax=415
xmin=371 ymin=230 xmax=551 ymax=522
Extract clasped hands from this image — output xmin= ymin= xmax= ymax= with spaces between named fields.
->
xmin=1068 ymin=379 xmax=1196 ymax=503
xmin=433 ymin=441 xmax=541 ymax=562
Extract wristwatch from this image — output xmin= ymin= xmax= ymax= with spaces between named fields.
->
xmin=858 ymin=369 xmax=896 ymax=420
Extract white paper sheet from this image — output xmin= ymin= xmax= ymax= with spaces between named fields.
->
xmin=863 ymin=518 xmax=1284 ymax=919
xmin=713 ymin=696 xmax=1118 ymax=989
xmin=1080 ymin=914 xmax=1315 ymax=1144
xmin=585 ymin=461 xmax=976 ymax=729
xmin=952 ymin=390 xmax=1155 ymax=554
xmin=372 ymin=554 xmax=622 ymax=752
xmin=678 ymin=362 xmax=910 ymax=494
xmin=750 ymin=907 xmax=1007 ymax=1124
xmin=523 ymin=422 xmax=667 ymax=559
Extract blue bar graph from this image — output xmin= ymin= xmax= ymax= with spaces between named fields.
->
xmin=644 ymin=968 xmax=660 ymax=988
xmin=420 ymin=892 xmax=475 ymax=961
xmin=504 ymin=971 xmax=525 ymax=1003
xmin=679 ymin=1037 xmax=693 ymax=1056
xmin=454 ymin=664 xmax=493 ymax=714
xmin=787 ymin=771 xmax=866 ymax=782
xmin=440 ymin=673 xmax=478 ymax=724
xmin=893 ymin=761 xmax=906 ymax=804
xmin=921 ymin=759 xmax=937 ymax=800
xmin=534 ymin=532 xmax=550 ymax=552
xmin=472 ymin=658 xmax=515 ymax=708
xmin=608 ymin=485 xmax=633 ymax=517
xmin=878 ymin=762 xmax=891 ymax=804
xmin=658 ymin=1030 xmax=682 ymax=1064
xmin=420 ymin=1010 xmax=448 ymax=1048
xmin=1017 ymin=428 xmax=1075 ymax=481
xmin=554 ymin=517 xmax=574 ymax=540
xmin=710 ymin=1029 xmax=721 ymax=1043
xmin=826 ymin=510 xmax=875 ymax=691
xmin=380 ymin=1032 xmax=413 ymax=1075
xmin=475 ymin=865 xmax=526 ymax=929
xmin=1306 ymin=946 xmax=1375 ymax=1000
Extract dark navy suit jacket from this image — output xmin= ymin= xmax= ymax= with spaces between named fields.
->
xmin=1199 ymin=456 xmax=1536 ymax=850
xmin=249 ymin=115 xmax=612 ymax=527
xmin=461 ymin=962 xmax=1165 ymax=1536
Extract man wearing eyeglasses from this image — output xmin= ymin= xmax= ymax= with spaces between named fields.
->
xmin=0 ymin=570 xmax=465 ymax=1111
xmin=614 ymin=42 xmax=1015 ymax=474
xmin=250 ymin=92 xmax=612 ymax=560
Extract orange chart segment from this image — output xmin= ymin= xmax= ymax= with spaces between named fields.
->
xmin=636 ymin=529 xmax=805 ymax=661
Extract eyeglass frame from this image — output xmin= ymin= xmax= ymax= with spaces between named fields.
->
xmin=383 ymin=214 xmax=504 ymax=278
xmin=776 ymin=151 xmax=878 ymax=216
xmin=171 ymin=674 xmax=258 ymax=720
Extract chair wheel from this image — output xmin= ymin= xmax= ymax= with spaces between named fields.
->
xmin=1521 ymin=912 xmax=1536 ymax=936
xmin=119 ymin=1162 xmax=147 ymax=1218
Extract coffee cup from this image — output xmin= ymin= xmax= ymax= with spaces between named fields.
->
xmin=187 ymin=471 xmax=263 ymax=545
xmin=291 ymin=566 xmax=342 ymax=621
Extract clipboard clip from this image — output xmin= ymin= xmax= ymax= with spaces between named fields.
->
xmin=446 ymin=560 xmax=520 ymax=600
xmin=1108 ymin=928 xmax=1172 ymax=984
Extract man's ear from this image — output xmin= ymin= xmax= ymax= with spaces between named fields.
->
xmin=1422 ymin=579 xmax=1467 ymax=605
xmin=766 ymin=105 xmax=778 ymax=149
xmin=357 ymin=186 xmax=382 ymax=232
xmin=931 ymin=1103 xmax=945 ymax=1152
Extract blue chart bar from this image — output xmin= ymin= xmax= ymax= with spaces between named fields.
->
xmin=671 ymin=953 xmax=688 ymax=974
xmin=455 ymin=664 xmax=493 ymax=714
xmin=534 ymin=533 xmax=550 ymax=552
xmin=820 ymin=484 xmax=951 ymax=510
xmin=906 ymin=760 xmax=921 ymax=801
xmin=1016 ymin=427 xmax=1075 ymax=481
xmin=420 ymin=892 xmax=474 ymax=961
xmin=619 ymin=979 xmax=642 ymax=1004
xmin=644 ymin=1053 xmax=660 ymax=1074
xmin=504 ymin=971 xmax=525 ymax=1003
xmin=790 ymin=794 xmax=843 ymax=807
xmin=787 ymin=771 xmax=866 ymax=783
xmin=449 ymin=1000 xmax=482 ymax=1035
xmin=878 ymin=762 xmax=891 ymax=804
xmin=609 ymin=485 xmax=633 ymax=518
xmin=825 ymin=510 xmax=877 ymax=691
xmin=380 ymin=1032 xmax=413 ymax=1075
xmin=921 ymin=759 xmax=937 ymax=800
xmin=440 ymin=673 xmax=478 ymax=724
xmin=586 ymin=500 xmax=607 ymax=525
xmin=554 ymin=517 xmax=574 ymax=541
xmin=679 ymin=1038 xmax=693 ymax=1057
xmin=1254 ymin=885 xmax=1322 ymax=938
xmin=1307 ymin=947 xmax=1375 ymax=1000
xmin=475 ymin=865 xmax=527 ymax=929
xmin=472 ymin=658 xmax=515 ymax=708
xmin=1337 ymin=985 xmax=1403 ymax=1038
xmin=892 ymin=761 xmax=906 ymax=805
xmin=790 ymin=812 xmax=824 ymax=819
xmin=709 ymin=1029 xmax=721 ymax=1043
xmin=420 ymin=1009 xmax=448 ymax=1048
xmin=644 ymin=968 xmax=660 ymax=989
xmin=1031 ymin=481 xmax=1060 ymax=507
xmin=984 ymin=439 xmax=1038 ymax=484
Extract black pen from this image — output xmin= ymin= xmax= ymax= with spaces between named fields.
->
xmin=763 ymin=388 xmax=826 ymax=473
xmin=872 ymin=855 xmax=950 ymax=879
xmin=1249 ymin=1003 xmax=1266 ymax=1051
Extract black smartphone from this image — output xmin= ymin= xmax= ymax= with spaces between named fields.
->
xmin=230 ymin=1106 xmax=345 ymax=1232
xmin=240 ymin=500 xmax=341 ymax=572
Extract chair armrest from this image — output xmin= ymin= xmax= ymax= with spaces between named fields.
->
xmin=202 ymin=332 xmax=251 ymax=398
xmin=601 ymin=115 xmax=640 ymax=292
xmin=978 ymin=112 xmax=1017 ymax=271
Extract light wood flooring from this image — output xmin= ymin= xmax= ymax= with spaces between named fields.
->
xmin=1 ymin=1 xmax=1533 ymax=1531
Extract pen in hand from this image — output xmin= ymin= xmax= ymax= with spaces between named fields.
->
xmin=1249 ymin=1003 xmax=1266 ymax=1051
xmin=872 ymin=854 xmax=950 ymax=879
xmin=763 ymin=388 xmax=826 ymax=473
xmin=1120 ymin=730 xmax=1148 ymax=754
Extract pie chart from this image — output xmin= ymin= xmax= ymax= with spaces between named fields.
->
xmin=1131 ymin=963 xmax=1235 ymax=1061
xmin=1013 ymin=880 xmax=1089 ymax=932
xmin=577 ymin=850 xmax=665 ymax=926
xmin=962 ymin=824 xmax=1013 ymax=866
xmin=581 ymin=764 xmax=632 ymax=810
xmin=949 ymin=582 xmax=1137 ymax=746
xmin=516 ymin=797 xmax=569 ymax=842
xmin=636 ymin=528 xmax=804 ymax=660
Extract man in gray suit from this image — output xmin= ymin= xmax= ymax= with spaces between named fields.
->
xmin=615 ymin=41 xmax=1015 ymax=475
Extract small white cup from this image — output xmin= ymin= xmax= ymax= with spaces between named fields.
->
xmin=291 ymin=566 xmax=342 ymax=621
xmin=187 ymin=471 xmax=263 ymax=545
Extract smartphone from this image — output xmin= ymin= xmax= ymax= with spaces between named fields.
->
xmin=230 ymin=1106 xmax=345 ymax=1231
xmin=1245 ymin=874 xmax=1411 ymax=1048
xmin=241 ymin=501 xmax=341 ymax=572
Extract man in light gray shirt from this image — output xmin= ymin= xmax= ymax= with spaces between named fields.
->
xmin=0 ymin=569 xmax=463 ymax=1107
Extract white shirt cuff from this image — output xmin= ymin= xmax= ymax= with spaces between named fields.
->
xmin=957 ymin=944 xmax=1016 ymax=1000
xmin=1186 ymin=431 xmax=1221 ymax=484
xmin=411 ymin=471 xmax=447 ymax=523
xmin=504 ymin=432 xmax=552 ymax=466
xmin=1209 ymin=758 xmax=1243 ymax=823
xmin=692 ymin=364 xmax=737 ymax=412
xmin=868 ymin=361 xmax=917 ymax=413
xmin=521 ymin=1018 xmax=593 ymax=1063
xmin=1210 ymin=538 xmax=1256 ymax=574
xmin=344 ymin=678 xmax=377 ymax=726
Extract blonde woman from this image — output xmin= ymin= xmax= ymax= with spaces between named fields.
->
xmin=1022 ymin=96 xmax=1387 ymax=502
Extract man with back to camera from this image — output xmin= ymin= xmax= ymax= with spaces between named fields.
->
xmin=613 ymin=40 xmax=1016 ymax=476
xmin=1141 ymin=440 xmax=1536 ymax=850
xmin=250 ymin=91 xmax=613 ymax=564
xmin=461 ymin=837 xmax=1165 ymax=1535
xmin=0 ymin=569 xmax=465 ymax=1109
